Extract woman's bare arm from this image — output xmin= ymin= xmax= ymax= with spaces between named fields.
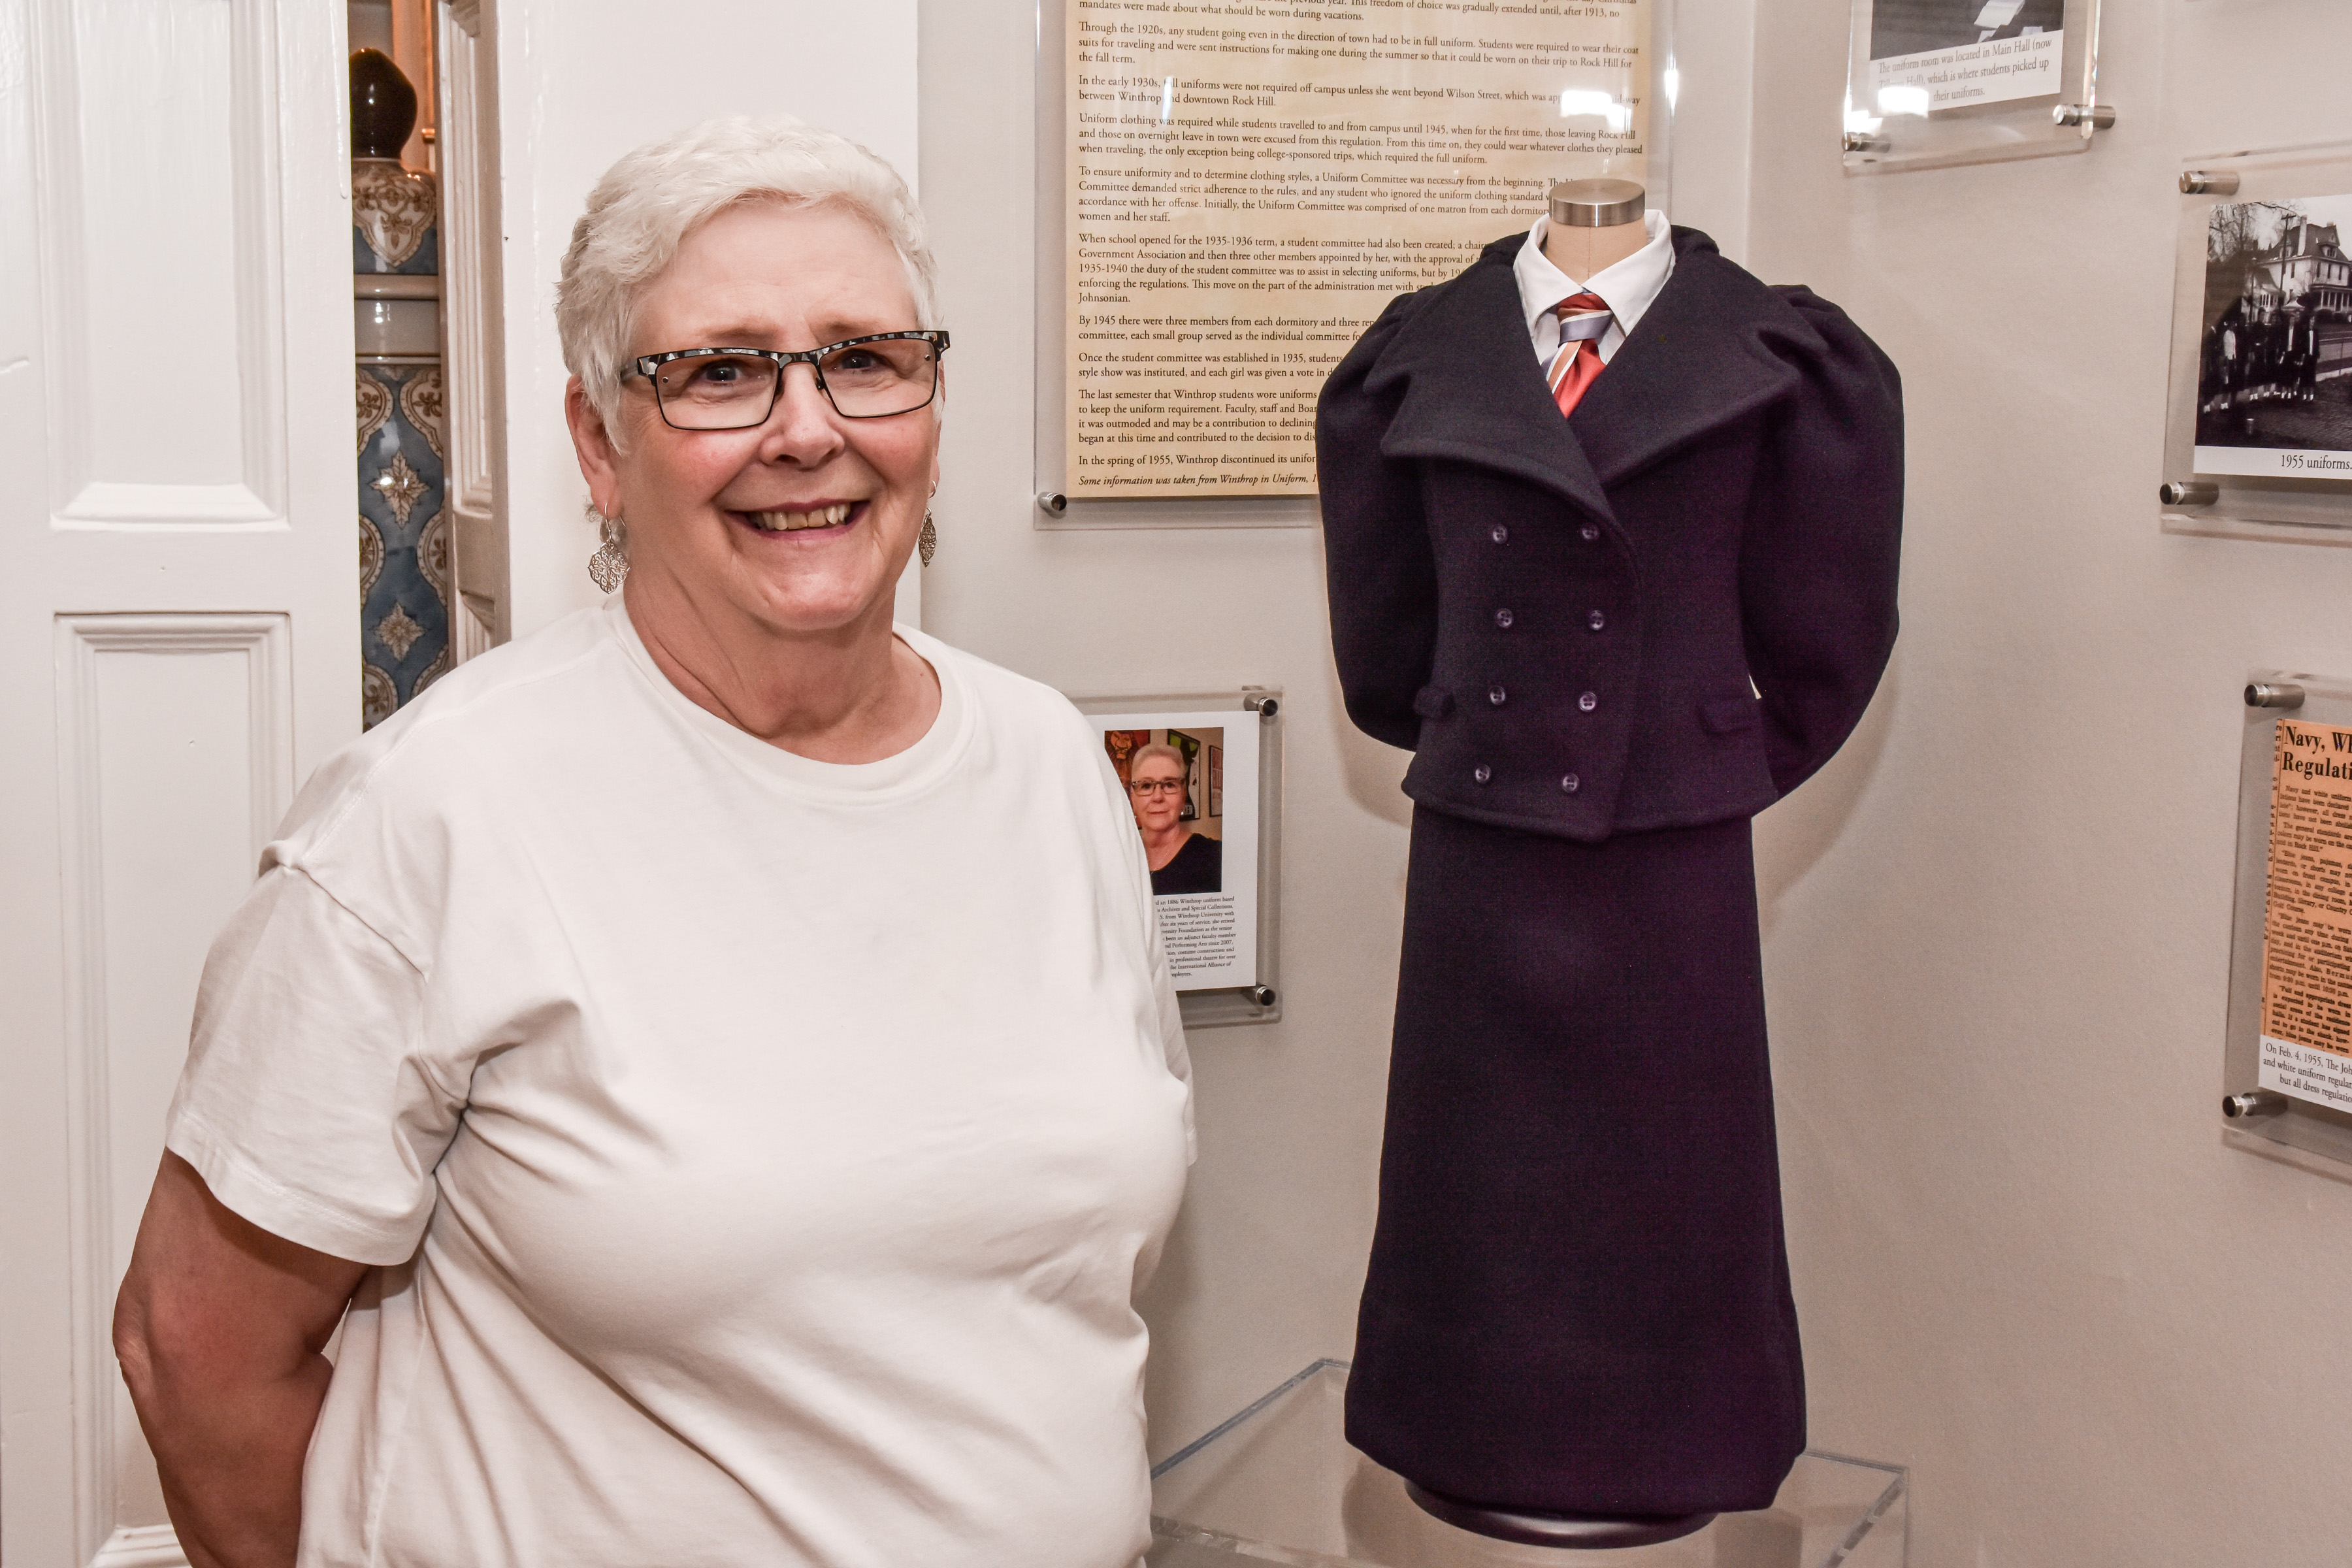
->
xmin=113 ymin=1152 xmax=370 ymax=1568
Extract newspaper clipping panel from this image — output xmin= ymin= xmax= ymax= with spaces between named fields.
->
xmin=2259 ymin=719 xmax=2352 ymax=1111
xmin=1066 ymin=0 xmax=1654 ymax=499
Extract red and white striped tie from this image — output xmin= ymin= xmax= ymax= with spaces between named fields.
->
xmin=1548 ymin=292 xmax=1612 ymax=419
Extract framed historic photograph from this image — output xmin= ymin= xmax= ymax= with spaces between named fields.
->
xmin=2190 ymin=195 xmax=2352 ymax=482
xmin=2163 ymin=140 xmax=2352 ymax=542
xmin=1209 ymin=744 xmax=1224 ymax=819
xmin=1866 ymin=0 xmax=2065 ymax=107
xmin=1840 ymin=0 xmax=2110 ymax=174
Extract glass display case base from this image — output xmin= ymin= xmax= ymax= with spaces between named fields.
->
xmin=1149 ymin=1362 xmax=1906 ymax=1568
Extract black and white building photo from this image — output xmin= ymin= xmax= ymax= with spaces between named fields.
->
xmin=2198 ymin=195 xmax=2352 ymax=457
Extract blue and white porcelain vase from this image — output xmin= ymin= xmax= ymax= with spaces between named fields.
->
xmin=351 ymin=48 xmax=451 ymax=728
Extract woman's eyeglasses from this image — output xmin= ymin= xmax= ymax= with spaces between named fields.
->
xmin=1127 ymin=778 xmax=1186 ymax=797
xmin=624 ymin=331 xmax=950 ymax=429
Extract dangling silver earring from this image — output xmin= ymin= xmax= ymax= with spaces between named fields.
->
xmin=919 ymin=511 xmax=938 ymax=567
xmin=587 ymin=508 xmax=629 ymax=593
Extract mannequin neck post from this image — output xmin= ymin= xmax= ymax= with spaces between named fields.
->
xmin=1542 ymin=217 xmax=1650 ymax=286
xmin=1541 ymin=177 xmax=1650 ymax=285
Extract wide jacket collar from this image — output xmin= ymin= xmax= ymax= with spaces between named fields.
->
xmin=1364 ymin=227 xmax=1825 ymax=521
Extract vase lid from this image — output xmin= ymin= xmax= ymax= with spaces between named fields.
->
xmin=350 ymin=49 xmax=417 ymax=162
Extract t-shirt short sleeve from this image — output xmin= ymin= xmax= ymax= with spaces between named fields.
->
xmin=165 ymin=864 xmax=465 ymax=1266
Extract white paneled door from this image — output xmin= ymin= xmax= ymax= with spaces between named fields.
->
xmin=0 ymin=1 xmax=359 ymax=1563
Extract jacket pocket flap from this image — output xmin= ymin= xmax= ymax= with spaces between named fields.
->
xmin=1413 ymin=684 xmax=1455 ymax=719
xmin=1701 ymin=695 xmax=1760 ymax=734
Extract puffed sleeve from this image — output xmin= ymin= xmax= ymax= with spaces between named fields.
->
xmin=1739 ymin=287 xmax=1904 ymax=798
xmin=1317 ymin=291 xmax=1436 ymax=753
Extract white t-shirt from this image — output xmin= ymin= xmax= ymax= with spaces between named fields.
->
xmin=165 ymin=596 xmax=1196 ymax=1568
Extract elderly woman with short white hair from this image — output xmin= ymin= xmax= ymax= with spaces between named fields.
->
xmin=112 ymin=116 xmax=1192 ymax=1568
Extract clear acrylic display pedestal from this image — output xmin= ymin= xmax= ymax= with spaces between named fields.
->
xmin=1149 ymin=1363 xmax=1906 ymax=1568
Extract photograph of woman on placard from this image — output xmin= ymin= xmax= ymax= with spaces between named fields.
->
xmin=1109 ymin=730 xmax=1223 ymax=896
xmin=1092 ymin=711 xmax=1258 ymax=990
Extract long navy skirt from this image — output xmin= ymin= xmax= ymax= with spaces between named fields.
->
xmin=1345 ymin=807 xmax=1804 ymax=1518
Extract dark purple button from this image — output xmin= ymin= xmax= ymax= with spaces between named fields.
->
xmin=1588 ymin=610 xmax=1606 ymax=632
xmin=1494 ymin=608 xmax=1514 ymax=629
xmin=1488 ymin=685 xmax=1507 ymax=706
xmin=1578 ymin=691 xmax=1598 ymax=712
xmin=1473 ymin=764 xmax=1492 ymax=784
xmin=1561 ymin=773 xmax=1580 ymax=794
xmin=1490 ymin=524 xmax=1509 ymax=544
xmin=1580 ymin=523 xmax=1601 ymax=542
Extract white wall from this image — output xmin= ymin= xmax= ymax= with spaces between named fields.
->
xmin=1744 ymin=0 xmax=2352 ymax=1561
xmin=1663 ymin=0 xmax=1758 ymax=260
xmin=492 ymin=0 xmax=919 ymax=638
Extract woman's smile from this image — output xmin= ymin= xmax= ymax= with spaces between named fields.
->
xmin=734 ymin=499 xmax=862 ymax=535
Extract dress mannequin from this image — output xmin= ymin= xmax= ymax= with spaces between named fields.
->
xmin=1397 ymin=174 xmax=1715 ymax=1557
xmin=1318 ymin=169 xmax=1904 ymax=1555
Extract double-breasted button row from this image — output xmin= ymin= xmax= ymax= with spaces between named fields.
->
xmin=1475 ymin=515 xmax=1610 ymax=788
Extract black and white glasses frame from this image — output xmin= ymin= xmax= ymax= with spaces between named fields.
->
xmin=625 ymin=330 xmax=952 ymax=429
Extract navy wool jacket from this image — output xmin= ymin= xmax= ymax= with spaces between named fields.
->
xmin=1317 ymin=227 xmax=1903 ymax=841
